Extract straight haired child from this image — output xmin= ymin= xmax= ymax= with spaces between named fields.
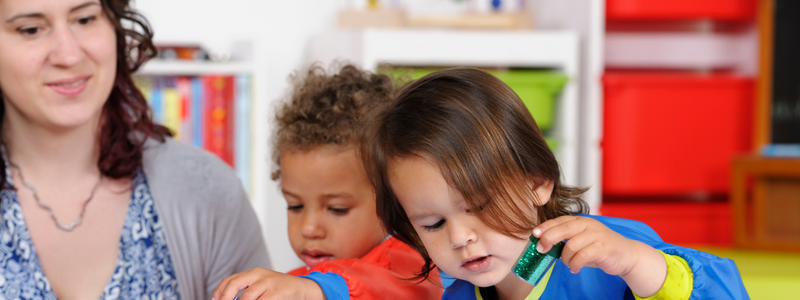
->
xmin=213 ymin=64 xmax=442 ymax=300
xmin=360 ymin=68 xmax=749 ymax=299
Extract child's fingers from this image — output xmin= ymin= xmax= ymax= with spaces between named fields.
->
xmin=215 ymin=269 xmax=264 ymax=300
xmin=212 ymin=273 xmax=237 ymax=300
xmin=535 ymin=217 xmax=585 ymax=253
xmin=564 ymin=241 xmax=605 ymax=274
xmin=239 ymin=281 xmax=270 ymax=300
xmin=558 ymin=231 xmax=596 ymax=268
xmin=533 ymin=215 xmax=578 ymax=238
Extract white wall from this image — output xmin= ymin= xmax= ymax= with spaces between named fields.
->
xmin=134 ymin=0 xmax=343 ymax=272
xmin=133 ymin=0 xmax=604 ymax=272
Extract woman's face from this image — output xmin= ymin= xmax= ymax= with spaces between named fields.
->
xmin=0 ymin=0 xmax=116 ymax=130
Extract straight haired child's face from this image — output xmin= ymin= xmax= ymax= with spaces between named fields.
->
xmin=281 ymin=146 xmax=387 ymax=268
xmin=388 ymin=155 xmax=532 ymax=288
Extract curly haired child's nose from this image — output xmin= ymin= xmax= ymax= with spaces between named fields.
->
xmin=301 ymin=221 xmax=325 ymax=239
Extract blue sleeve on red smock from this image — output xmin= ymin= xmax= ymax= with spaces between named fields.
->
xmin=299 ymin=271 xmax=350 ymax=300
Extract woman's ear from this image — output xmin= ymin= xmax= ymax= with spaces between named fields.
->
xmin=529 ymin=176 xmax=554 ymax=206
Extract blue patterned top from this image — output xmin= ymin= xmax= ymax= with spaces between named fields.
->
xmin=0 ymin=161 xmax=181 ymax=300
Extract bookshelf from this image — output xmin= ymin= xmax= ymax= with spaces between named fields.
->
xmin=133 ymin=41 xmax=257 ymax=197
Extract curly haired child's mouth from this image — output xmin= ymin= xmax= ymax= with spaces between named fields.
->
xmin=302 ymin=253 xmax=333 ymax=267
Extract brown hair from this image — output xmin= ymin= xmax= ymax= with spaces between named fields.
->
xmin=0 ymin=0 xmax=171 ymax=189
xmin=361 ymin=68 xmax=589 ymax=281
xmin=271 ymin=63 xmax=393 ymax=180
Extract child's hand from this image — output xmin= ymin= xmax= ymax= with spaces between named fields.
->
xmin=533 ymin=216 xmax=667 ymax=298
xmin=212 ymin=268 xmax=327 ymax=300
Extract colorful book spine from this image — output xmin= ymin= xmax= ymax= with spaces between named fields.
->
xmin=163 ymin=80 xmax=182 ymax=140
xmin=204 ymin=75 xmax=235 ymax=166
xmin=151 ymin=79 xmax=164 ymax=125
xmin=175 ymin=77 xmax=193 ymax=144
xmin=191 ymin=77 xmax=205 ymax=149
xmin=235 ymin=74 xmax=251 ymax=193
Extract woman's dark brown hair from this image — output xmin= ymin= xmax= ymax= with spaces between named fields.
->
xmin=0 ymin=0 xmax=170 ymax=189
xmin=361 ymin=68 xmax=589 ymax=282
xmin=271 ymin=63 xmax=393 ymax=180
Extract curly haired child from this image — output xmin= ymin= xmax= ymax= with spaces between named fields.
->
xmin=360 ymin=68 xmax=750 ymax=300
xmin=212 ymin=64 xmax=443 ymax=300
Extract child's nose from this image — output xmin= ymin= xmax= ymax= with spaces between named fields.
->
xmin=448 ymin=222 xmax=478 ymax=249
xmin=301 ymin=216 xmax=326 ymax=239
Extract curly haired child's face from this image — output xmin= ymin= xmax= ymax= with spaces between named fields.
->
xmin=281 ymin=146 xmax=387 ymax=268
xmin=388 ymin=155 xmax=552 ymax=289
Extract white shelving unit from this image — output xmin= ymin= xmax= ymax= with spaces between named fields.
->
xmin=308 ymin=28 xmax=582 ymax=187
xmin=136 ymin=60 xmax=254 ymax=76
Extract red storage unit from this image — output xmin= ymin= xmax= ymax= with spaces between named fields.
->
xmin=600 ymin=202 xmax=733 ymax=246
xmin=602 ymin=72 xmax=753 ymax=195
xmin=606 ymin=0 xmax=756 ymax=21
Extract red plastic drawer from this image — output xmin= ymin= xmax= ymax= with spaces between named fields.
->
xmin=602 ymin=72 xmax=753 ymax=195
xmin=606 ymin=0 xmax=756 ymax=21
xmin=600 ymin=202 xmax=733 ymax=247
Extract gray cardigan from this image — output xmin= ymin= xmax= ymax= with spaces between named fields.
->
xmin=142 ymin=137 xmax=271 ymax=299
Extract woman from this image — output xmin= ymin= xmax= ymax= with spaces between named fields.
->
xmin=0 ymin=0 xmax=270 ymax=299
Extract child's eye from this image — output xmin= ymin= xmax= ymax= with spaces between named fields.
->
xmin=423 ymin=219 xmax=445 ymax=232
xmin=77 ymin=15 xmax=97 ymax=25
xmin=287 ymin=204 xmax=303 ymax=211
xmin=329 ymin=207 xmax=350 ymax=215
xmin=17 ymin=26 xmax=40 ymax=36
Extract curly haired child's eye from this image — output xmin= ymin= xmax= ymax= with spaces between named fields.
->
xmin=329 ymin=207 xmax=350 ymax=215
xmin=423 ymin=219 xmax=445 ymax=232
xmin=287 ymin=204 xmax=303 ymax=211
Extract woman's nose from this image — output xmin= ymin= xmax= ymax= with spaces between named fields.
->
xmin=48 ymin=26 xmax=85 ymax=68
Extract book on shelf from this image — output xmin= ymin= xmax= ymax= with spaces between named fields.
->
xmin=234 ymin=75 xmax=251 ymax=193
xmin=133 ymin=74 xmax=251 ymax=189
xmin=204 ymin=75 xmax=235 ymax=166
xmin=761 ymin=144 xmax=800 ymax=158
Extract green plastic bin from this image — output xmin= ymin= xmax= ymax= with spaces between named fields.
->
xmin=488 ymin=70 xmax=567 ymax=131
xmin=392 ymin=68 xmax=567 ymax=131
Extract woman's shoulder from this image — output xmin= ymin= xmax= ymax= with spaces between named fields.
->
xmin=143 ymin=137 xmax=237 ymax=179
xmin=141 ymin=137 xmax=244 ymax=208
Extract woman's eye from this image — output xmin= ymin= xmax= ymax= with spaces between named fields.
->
xmin=423 ymin=219 xmax=445 ymax=232
xmin=17 ymin=26 xmax=39 ymax=36
xmin=287 ymin=204 xmax=303 ymax=211
xmin=329 ymin=207 xmax=350 ymax=215
xmin=78 ymin=15 xmax=97 ymax=25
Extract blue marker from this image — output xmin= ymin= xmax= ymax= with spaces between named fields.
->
xmin=492 ymin=0 xmax=501 ymax=10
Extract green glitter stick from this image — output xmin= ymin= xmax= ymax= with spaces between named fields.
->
xmin=512 ymin=235 xmax=564 ymax=286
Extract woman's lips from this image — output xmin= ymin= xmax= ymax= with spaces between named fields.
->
xmin=462 ymin=255 xmax=492 ymax=272
xmin=46 ymin=76 xmax=90 ymax=97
